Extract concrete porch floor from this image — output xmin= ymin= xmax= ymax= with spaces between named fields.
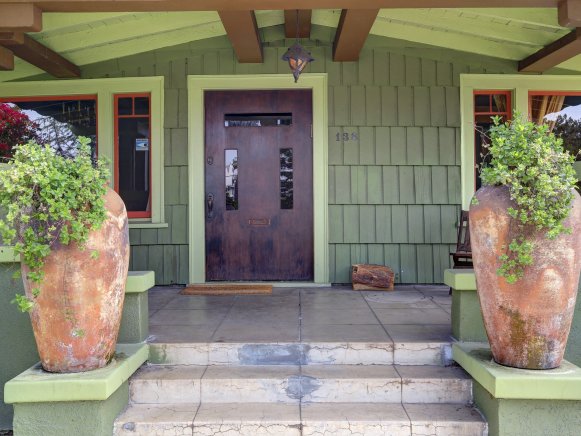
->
xmin=147 ymin=285 xmax=452 ymax=344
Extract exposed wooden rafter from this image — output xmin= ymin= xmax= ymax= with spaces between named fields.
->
xmin=0 ymin=4 xmax=42 ymax=31
xmin=284 ymin=10 xmax=311 ymax=38
xmin=333 ymin=9 xmax=379 ymax=62
xmin=0 ymin=32 xmax=80 ymax=77
xmin=0 ymin=45 xmax=14 ymax=70
xmin=519 ymin=27 xmax=581 ymax=72
xmin=0 ymin=0 xmax=563 ymax=13
xmin=558 ymin=0 xmax=581 ymax=27
xmin=218 ymin=10 xmax=263 ymax=63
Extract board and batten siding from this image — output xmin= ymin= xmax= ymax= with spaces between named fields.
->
xmin=81 ymin=25 xmax=515 ymax=284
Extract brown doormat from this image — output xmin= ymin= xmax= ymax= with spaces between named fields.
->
xmin=181 ymin=284 xmax=273 ymax=295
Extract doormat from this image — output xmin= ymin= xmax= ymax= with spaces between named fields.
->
xmin=181 ymin=284 xmax=273 ymax=296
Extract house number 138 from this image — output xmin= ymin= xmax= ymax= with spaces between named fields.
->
xmin=336 ymin=132 xmax=359 ymax=142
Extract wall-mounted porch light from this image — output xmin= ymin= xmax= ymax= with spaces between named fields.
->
xmin=281 ymin=10 xmax=314 ymax=83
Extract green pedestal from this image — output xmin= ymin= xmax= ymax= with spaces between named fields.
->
xmin=5 ymin=344 xmax=148 ymax=436
xmin=444 ymin=269 xmax=488 ymax=342
xmin=118 ymin=271 xmax=154 ymax=344
xmin=454 ymin=343 xmax=581 ymax=436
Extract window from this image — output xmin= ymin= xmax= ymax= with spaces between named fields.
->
xmin=0 ymin=77 xmax=165 ymax=227
xmin=0 ymin=96 xmax=97 ymax=159
xmin=529 ymin=92 xmax=581 ymax=161
xmin=115 ymin=94 xmax=151 ymax=218
xmin=473 ymin=91 xmax=511 ymax=190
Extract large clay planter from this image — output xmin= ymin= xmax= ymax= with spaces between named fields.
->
xmin=22 ymin=188 xmax=130 ymax=373
xmin=470 ymin=185 xmax=581 ymax=369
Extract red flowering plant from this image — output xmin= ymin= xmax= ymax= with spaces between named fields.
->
xmin=0 ymin=103 xmax=38 ymax=161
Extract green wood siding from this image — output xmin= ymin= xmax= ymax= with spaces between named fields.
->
xmin=79 ymin=24 xmax=516 ymax=284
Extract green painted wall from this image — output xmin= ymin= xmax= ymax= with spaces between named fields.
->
xmin=78 ymin=25 xmax=517 ymax=284
xmin=0 ymin=263 xmax=38 ymax=430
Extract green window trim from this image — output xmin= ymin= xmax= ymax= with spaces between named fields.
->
xmin=0 ymin=76 xmax=165 ymax=225
xmin=461 ymin=74 xmax=581 ymax=209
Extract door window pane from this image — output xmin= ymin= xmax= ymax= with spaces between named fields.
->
xmin=115 ymin=94 xmax=151 ymax=217
xmin=225 ymin=149 xmax=238 ymax=210
xmin=225 ymin=113 xmax=292 ymax=127
xmin=280 ymin=148 xmax=293 ymax=209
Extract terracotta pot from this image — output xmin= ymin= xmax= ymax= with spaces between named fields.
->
xmin=22 ymin=188 xmax=130 ymax=373
xmin=470 ymin=185 xmax=581 ymax=369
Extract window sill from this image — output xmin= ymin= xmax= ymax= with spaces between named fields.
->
xmin=128 ymin=222 xmax=168 ymax=229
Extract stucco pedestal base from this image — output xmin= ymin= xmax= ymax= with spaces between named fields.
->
xmin=118 ymin=271 xmax=154 ymax=344
xmin=5 ymin=344 xmax=147 ymax=436
xmin=453 ymin=343 xmax=581 ymax=436
xmin=444 ymin=269 xmax=487 ymax=342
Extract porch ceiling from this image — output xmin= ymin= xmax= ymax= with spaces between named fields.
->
xmin=0 ymin=7 xmax=580 ymax=81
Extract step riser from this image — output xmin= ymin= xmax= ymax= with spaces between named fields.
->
xmin=129 ymin=377 xmax=472 ymax=404
xmin=114 ymin=421 xmax=488 ymax=436
xmin=149 ymin=342 xmax=451 ymax=366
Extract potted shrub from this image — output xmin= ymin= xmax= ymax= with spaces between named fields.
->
xmin=0 ymin=138 xmax=130 ymax=373
xmin=470 ymin=113 xmax=581 ymax=369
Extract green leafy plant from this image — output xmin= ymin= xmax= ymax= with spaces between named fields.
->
xmin=0 ymin=138 xmax=110 ymax=311
xmin=478 ymin=113 xmax=577 ymax=283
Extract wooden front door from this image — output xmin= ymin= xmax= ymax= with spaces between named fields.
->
xmin=204 ymin=90 xmax=313 ymax=281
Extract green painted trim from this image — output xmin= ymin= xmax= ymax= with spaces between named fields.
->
xmin=0 ymin=245 xmax=18 ymax=263
xmin=443 ymin=269 xmax=476 ymax=290
xmin=125 ymin=271 xmax=155 ymax=294
xmin=453 ymin=342 xmax=581 ymax=400
xmin=0 ymin=77 xmax=165 ymax=224
xmin=4 ymin=343 xmax=148 ymax=404
xmin=187 ymin=74 xmax=329 ymax=284
xmin=128 ymin=222 xmax=169 ymax=229
xmin=460 ymin=74 xmax=581 ymax=208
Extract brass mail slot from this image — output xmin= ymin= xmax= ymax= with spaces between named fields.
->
xmin=248 ymin=218 xmax=270 ymax=226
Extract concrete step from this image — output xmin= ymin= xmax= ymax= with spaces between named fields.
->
xmin=148 ymin=341 xmax=452 ymax=366
xmin=129 ymin=364 xmax=472 ymax=405
xmin=114 ymin=402 xmax=487 ymax=436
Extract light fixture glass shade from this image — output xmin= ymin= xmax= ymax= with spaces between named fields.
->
xmin=281 ymin=43 xmax=314 ymax=83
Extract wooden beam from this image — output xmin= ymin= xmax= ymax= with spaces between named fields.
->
xmin=333 ymin=9 xmax=379 ymax=62
xmin=0 ymin=33 xmax=80 ymax=77
xmin=558 ymin=0 xmax=581 ymax=27
xmin=0 ymin=1 xmax=562 ymax=13
xmin=218 ymin=10 xmax=262 ymax=63
xmin=0 ymin=45 xmax=14 ymax=70
xmin=0 ymin=4 xmax=42 ymax=32
xmin=519 ymin=28 xmax=581 ymax=72
xmin=284 ymin=10 xmax=311 ymax=38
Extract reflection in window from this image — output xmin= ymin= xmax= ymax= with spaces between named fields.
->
xmin=225 ymin=149 xmax=238 ymax=210
xmin=474 ymin=92 xmax=511 ymax=190
xmin=280 ymin=148 xmax=293 ymax=209
xmin=115 ymin=94 xmax=151 ymax=217
xmin=225 ymin=113 xmax=292 ymax=127
xmin=2 ymin=97 xmax=97 ymax=159
xmin=530 ymin=93 xmax=581 ymax=161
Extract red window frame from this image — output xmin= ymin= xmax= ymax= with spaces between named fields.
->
xmin=114 ymin=93 xmax=152 ymax=219
xmin=0 ymin=94 xmax=99 ymax=153
xmin=473 ymin=90 xmax=512 ymax=191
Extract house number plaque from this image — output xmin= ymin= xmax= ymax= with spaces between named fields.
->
xmin=336 ymin=132 xmax=359 ymax=142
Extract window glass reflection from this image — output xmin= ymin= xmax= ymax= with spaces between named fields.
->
xmin=280 ymin=148 xmax=293 ymax=209
xmin=225 ymin=149 xmax=238 ymax=210
xmin=3 ymin=98 xmax=97 ymax=159
xmin=530 ymin=94 xmax=581 ymax=161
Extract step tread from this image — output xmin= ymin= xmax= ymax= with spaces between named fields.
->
xmin=114 ymin=403 xmax=487 ymax=436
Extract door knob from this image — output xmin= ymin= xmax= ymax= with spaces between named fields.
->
xmin=207 ymin=193 xmax=214 ymax=219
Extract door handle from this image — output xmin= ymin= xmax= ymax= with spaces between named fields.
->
xmin=207 ymin=193 xmax=214 ymax=219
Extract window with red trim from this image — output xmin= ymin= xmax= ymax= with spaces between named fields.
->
xmin=0 ymin=95 xmax=97 ymax=159
xmin=473 ymin=91 xmax=511 ymax=190
xmin=114 ymin=94 xmax=151 ymax=218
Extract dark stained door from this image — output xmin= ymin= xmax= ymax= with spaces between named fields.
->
xmin=205 ymin=90 xmax=313 ymax=281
